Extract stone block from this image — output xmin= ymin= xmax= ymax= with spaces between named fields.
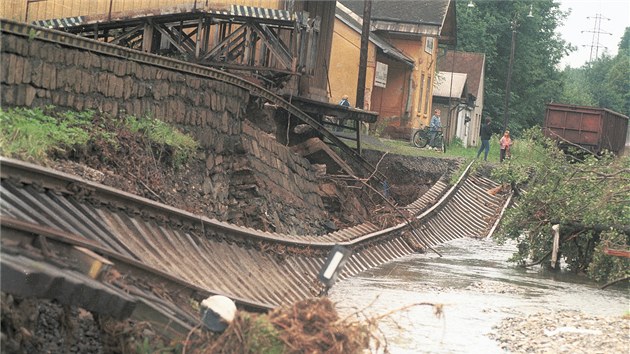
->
xmin=219 ymin=95 xmax=226 ymax=112
xmin=30 ymin=59 xmax=43 ymax=87
xmin=114 ymin=61 xmax=126 ymax=76
xmin=64 ymin=49 xmax=75 ymax=64
xmin=16 ymin=36 xmax=29 ymax=56
xmin=97 ymin=72 xmax=109 ymax=95
xmin=101 ymin=57 xmax=112 ymax=72
xmin=0 ymin=55 xmax=10 ymax=84
xmin=67 ymin=93 xmax=75 ymax=107
xmin=89 ymin=52 xmax=100 ymax=69
xmin=13 ymin=56 xmax=25 ymax=84
xmin=102 ymin=100 xmax=118 ymax=116
xmin=22 ymin=59 xmax=32 ymax=84
xmin=51 ymin=91 xmax=61 ymax=105
xmin=126 ymin=60 xmax=135 ymax=75
xmin=28 ymin=40 xmax=38 ymax=57
xmin=41 ymin=63 xmax=57 ymax=89
xmin=206 ymin=154 xmax=215 ymax=170
xmin=188 ymin=77 xmax=200 ymax=89
xmin=113 ymin=76 xmax=124 ymax=98
xmin=84 ymin=96 xmax=95 ymax=110
xmin=209 ymin=91 xmax=217 ymax=111
xmin=1 ymin=85 xmax=15 ymax=105
xmin=3 ymin=35 xmax=18 ymax=54
xmin=221 ymin=111 xmax=230 ymax=133
xmin=137 ymin=83 xmax=146 ymax=97
xmin=122 ymin=77 xmax=133 ymax=100
xmin=24 ymin=85 xmax=36 ymax=106
xmin=179 ymin=85 xmax=187 ymax=98
xmin=147 ymin=66 xmax=157 ymax=80
xmin=55 ymin=66 xmax=68 ymax=89
xmin=176 ymin=101 xmax=185 ymax=124
xmin=80 ymin=71 xmax=92 ymax=94
xmin=0 ymin=57 xmax=8 ymax=84
xmin=55 ymin=48 xmax=66 ymax=64
xmin=5 ymin=54 xmax=18 ymax=84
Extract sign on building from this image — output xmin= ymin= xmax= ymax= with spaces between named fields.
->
xmin=375 ymin=61 xmax=388 ymax=88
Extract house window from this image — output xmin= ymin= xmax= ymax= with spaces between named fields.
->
xmin=424 ymin=75 xmax=432 ymax=114
xmin=425 ymin=37 xmax=435 ymax=54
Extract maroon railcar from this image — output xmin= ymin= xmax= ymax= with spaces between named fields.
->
xmin=543 ymin=103 xmax=629 ymax=155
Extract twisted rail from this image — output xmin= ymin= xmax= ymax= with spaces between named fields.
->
xmin=1 ymin=157 xmax=509 ymax=311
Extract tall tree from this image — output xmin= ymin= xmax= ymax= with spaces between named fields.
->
xmin=456 ymin=0 xmax=572 ymax=135
xmin=560 ymin=27 xmax=630 ymax=116
xmin=559 ymin=67 xmax=596 ymax=105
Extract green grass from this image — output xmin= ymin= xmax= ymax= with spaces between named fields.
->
xmin=0 ymin=107 xmax=199 ymax=167
xmin=0 ymin=107 xmax=91 ymax=160
xmin=124 ymin=115 xmax=199 ymax=166
xmin=341 ymin=132 xmax=546 ymax=166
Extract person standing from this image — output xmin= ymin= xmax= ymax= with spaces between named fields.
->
xmin=499 ymin=130 xmax=513 ymax=162
xmin=476 ymin=118 xmax=492 ymax=161
xmin=337 ymin=95 xmax=351 ymax=131
xmin=429 ymin=109 xmax=442 ymax=147
xmin=339 ymin=95 xmax=350 ymax=107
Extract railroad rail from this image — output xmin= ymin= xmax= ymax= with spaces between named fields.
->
xmin=0 ymin=19 xmax=385 ymax=182
xmin=1 ymin=157 xmax=510 ymax=316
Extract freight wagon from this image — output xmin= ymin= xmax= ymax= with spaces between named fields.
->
xmin=543 ymin=103 xmax=629 ymax=155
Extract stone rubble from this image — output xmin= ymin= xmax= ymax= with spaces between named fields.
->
xmin=489 ymin=310 xmax=629 ymax=354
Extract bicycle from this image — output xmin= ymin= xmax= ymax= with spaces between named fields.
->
xmin=412 ymin=128 xmax=446 ymax=153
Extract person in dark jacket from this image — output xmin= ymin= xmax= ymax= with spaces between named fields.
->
xmin=476 ymin=118 xmax=492 ymax=161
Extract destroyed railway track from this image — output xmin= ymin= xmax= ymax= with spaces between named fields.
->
xmin=1 ymin=20 xmax=511 ymax=321
xmin=1 ymin=157 xmax=511 ymax=316
xmin=0 ymin=19 xmax=384 ymax=182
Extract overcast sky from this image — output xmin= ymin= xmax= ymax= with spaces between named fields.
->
xmin=557 ymin=0 xmax=629 ymax=68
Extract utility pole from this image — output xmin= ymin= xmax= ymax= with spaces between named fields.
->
xmin=502 ymin=5 xmax=533 ymax=132
xmin=502 ymin=22 xmax=517 ymax=132
xmin=356 ymin=0 xmax=372 ymax=110
xmin=582 ymin=14 xmax=611 ymax=62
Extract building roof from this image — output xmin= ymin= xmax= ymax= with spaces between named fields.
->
xmin=437 ymin=51 xmax=485 ymax=97
xmin=338 ymin=0 xmax=455 ymax=43
xmin=433 ymin=72 xmax=468 ymax=99
xmin=340 ymin=0 xmax=449 ymax=25
xmin=336 ymin=3 xmax=414 ymax=67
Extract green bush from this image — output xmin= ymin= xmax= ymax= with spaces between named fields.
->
xmin=493 ymin=128 xmax=630 ymax=282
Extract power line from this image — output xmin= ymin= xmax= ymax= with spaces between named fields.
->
xmin=581 ymin=14 xmax=612 ymax=62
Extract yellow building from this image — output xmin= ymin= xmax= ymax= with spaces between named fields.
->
xmin=329 ymin=0 xmax=456 ymax=139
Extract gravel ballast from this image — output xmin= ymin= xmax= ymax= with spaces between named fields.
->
xmin=490 ymin=310 xmax=629 ymax=354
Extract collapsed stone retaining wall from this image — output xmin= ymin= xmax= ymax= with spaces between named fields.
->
xmin=0 ymin=31 xmax=328 ymax=234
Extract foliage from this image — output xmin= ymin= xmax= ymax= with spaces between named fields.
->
xmin=0 ymin=107 xmax=198 ymax=168
xmin=492 ymin=129 xmax=630 ymax=282
xmin=242 ymin=314 xmax=284 ymax=354
xmin=560 ymin=27 xmax=630 ymax=117
xmin=124 ymin=115 xmax=199 ymax=167
xmin=558 ymin=68 xmax=597 ymax=106
xmin=456 ymin=0 xmax=571 ymax=135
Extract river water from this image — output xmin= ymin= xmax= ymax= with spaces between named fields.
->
xmin=329 ymin=237 xmax=628 ymax=354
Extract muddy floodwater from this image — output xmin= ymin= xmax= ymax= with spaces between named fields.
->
xmin=329 ymin=237 xmax=628 ymax=354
